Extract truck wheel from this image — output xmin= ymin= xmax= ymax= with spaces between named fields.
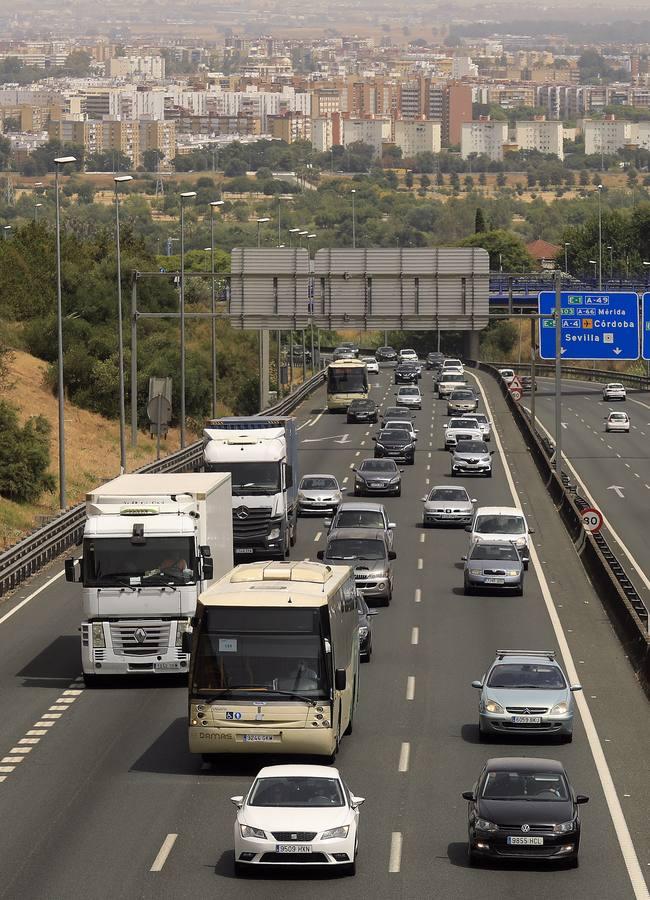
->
xmin=82 ymin=673 xmax=101 ymax=687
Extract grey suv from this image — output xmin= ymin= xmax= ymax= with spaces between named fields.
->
xmin=318 ymin=528 xmax=396 ymax=605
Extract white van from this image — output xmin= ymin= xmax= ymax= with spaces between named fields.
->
xmin=466 ymin=506 xmax=534 ymax=568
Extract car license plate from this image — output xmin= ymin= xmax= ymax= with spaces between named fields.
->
xmin=155 ymin=662 xmax=181 ymax=671
xmin=369 ymin=482 xmax=383 ymax=488
xmin=235 ymin=547 xmax=254 ymax=554
xmin=507 ymin=836 xmax=543 ymax=845
xmin=484 ymin=577 xmax=505 ymax=585
xmin=242 ymin=734 xmax=276 ymax=742
xmin=276 ymin=844 xmax=311 ymax=853
xmin=512 ymin=716 xmax=542 ymax=724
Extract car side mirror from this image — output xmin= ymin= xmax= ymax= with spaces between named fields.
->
xmin=388 ymin=522 xmax=396 ymax=529
xmin=371 ymin=436 xmax=377 ymax=441
xmin=489 ymin=450 xmax=496 ymax=455
xmin=65 ymin=557 xmax=80 ymax=583
xmin=323 ymin=518 xmax=332 ymax=527
xmin=415 ymin=428 xmax=419 ymax=432
xmin=316 ymin=550 xmax=324 ymax=561
xmin=388 ymin=550 xmax=397 ymax=560
xmin=200 ymin=544 xmax=211 ymax=558
xmin=464 ymin=525 xmax=472 ymax=532
xmin=399 ymin=469 xmax=405 ymax=473
xmin=461 ymin=555 xmax=467 ymax=561
xmin=570 ymin=684 xmax=582 ymax=692
xmin=443 ymin=423 xmax=448 ymax=428
xmin=335 ymin=668 xmax=347 ymax=691
xmin=421 ymin=497 xmax=427 ymax=502
xmin=471 ymin=680 xmax=483 ymax=689
xmin=575 ymin=795 xmax=589 ymax=805
xmin=230 ymin=796 xmax=244 ymax=808
xmin=521 ymin=557 xmax=529 ymax=565
xmin=351 ymin=796 xmax=365 ymax=807
xmin=471 ymin=498 xmax=477 ymax=503
xmin=528 ymin=527 xmax=535 ymax=534
xmin=352 ymin=466 xmax=357 ymax=472
xmin=181 ymin=631 xmax=193 ymax=655
xmin=461 ymin=791 xmax=475 ymax=802
xmin=367 ymin=609 xmax=379 ymax=616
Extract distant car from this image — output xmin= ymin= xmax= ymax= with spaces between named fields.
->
xmin=471 ymin=649 xmax=581 ymax=741
xmin=347 ymin=398 xmax=378 ymax=424
xmin=442 ymin=358 xmax=464 ymax=373
xmin=361 ymin=356 xmax=379 ymax=374
xmin=605 ymin=411 xmax=630 ymax=432
xmin=438 ymin=373 xmax=468 ymax=399
xmin=425 ymin=351 xmax=445 ymax=370
xmin=394 ymin=362 xmax=420 ymax=385
xmin=318 ymin=527 xmax=396 ymax=604
xmin=451 ymin=440 xmax=494 ymax=478
xmin=462 ymin=757 xmax=588 ymax=867
xmin=399 ymin=349 xmax=419 ymax=363
xmin=297 ymin=474 xmax=342 ymax=516
xmin=232 ymin=764 xmax=364 ymax=875
xmin=462 ymin=541 xmax=524 ymax=596
xmin=499 ymin=368 xmax=516 ymax=385
xmin=339 ymin=342 xmax=359 ymax=357
xmin=353 ymin=459 xmax=403 ymax=497
xmin=333 ymin=347 xmax=356 ymax=361
xmin=382 ymin=418 xmax=418 ymax=441
xmin=444 ymin=417 xmax=483 ymax=449
xmin=395 ymin=386 xmax=422 ymax=409
xmin=603 ymin=382 xmax=626 ymax=402
xmin=521 ymin=375 xmax=537 ymax=393
xmin=467 ymin=506 xmax=533 ymax=564
xmin=461 ymin=412 xmax=491 ymax=441
xmin=324 ymin=501 xmax=396 ymax=549
xmin=373 ymin=427 xmax=417 ymax=464
xmin=356 ymin=591 xmax=378 ymax=662
xmin=376 ymin=346 xmax=397 ymax=363
xmin=421 ymin=485 xmax=476 ymax=527
xmin=447 ymin=389 xmax=478 ymax=415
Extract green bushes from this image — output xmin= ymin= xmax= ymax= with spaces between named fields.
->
xmin=0 ymin=401 xmax=55 ymax=502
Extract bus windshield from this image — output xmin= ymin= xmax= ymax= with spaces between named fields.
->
xmin=327 ymin=366 xmax=368 ymax=395
xmin=192 ymin=607 xmax=330 ymax=700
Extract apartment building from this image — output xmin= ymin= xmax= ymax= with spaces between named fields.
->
xmin=267 ymin=111 xmax=309 ymax=143
xmin=48 ymin=117 xmax=176 ymax=166
xmin=461 ymin=119 xmax=508 ymax=161
xmin=514 ymin=118 xmax=564 ymax=159
xmin=584 ymin=116 xmax=632 ymax=155
xmin=341 ymin=117 xmax=390 ymax=157
xmin=107 ymin=56 xmax=165 ymax=80
xmin=394 ymin=119 xmax=441 ymax=157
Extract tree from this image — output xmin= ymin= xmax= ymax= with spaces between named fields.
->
xmin=450 ymin=172 xmax=461 ymax=192
xmin=475 ymin=207 xmax=486 ymax=233
xmin=405 ymin=170 xmax=414 ymax=189
xmin=420 ymin=173 xmax=431 ymax=189
xmin=459 ymin=229 xmax=534 ymax=272
xmin=0 ymin=401 xmax=55 ymax=502
xmin=142 ymin=148 xmax=164 ymax=172
xmin=224 ymin=157 xmax=248 ymax=177
xmin=63 ymin=51 xmax=91 ymax=76
xmin=464 ymin=175 xmax=474 ymax=191
xmin=496 ymin=172 xmax=507 ymax=188
xmin=478 ymin=172 xmax=487 ymax=186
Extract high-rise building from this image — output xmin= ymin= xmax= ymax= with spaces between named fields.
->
xmin=461 ymin=119 xmax=508 ymax=161
xmin=394 ymin=119 xmax=441 ymax=157
xmin=514 ymin=118 xmax=564 ymax=159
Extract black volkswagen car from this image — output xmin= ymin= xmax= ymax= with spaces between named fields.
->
xmin=394 ymin=362 xmax=419 ymax=384
xmin=372 ymin=428 xmax=416 ymax=464
xmin=347 ymin=398 xmax=378 ymax=424
xmin=463 ymin=757 xmax=588 ymax=867
xmin=376 ymin=346 xmax=397 ymax=363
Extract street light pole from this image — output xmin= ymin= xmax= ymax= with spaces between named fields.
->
xmin=597 ymin=184 xmax=603 ymax=290
xmin=179 ymin=190 xmax=197 ymax=448
xmin=54 ymin=155 xmax=76 ymax=509
xmin=256 ymin=216 xmax=270 ymax=248
xmin=3 ymin=225 xmax=11 ymax=240
xmin=209 ymin=200 xmax=224 ymax=419
xmin=564 ymin=242 xmax=570 ymax=275
xmin=351 ymin=189 xmax=356 ymax=249
xmin=607 ymin=245 xmax=613 ymax=280
xmin=289 ymin=227 xmax=300 ymax=248
xmin=256 ymin=217 xmax=271 ymax=411
xmin=34 ymin=202 xmax=42 ymax=221
xmin=114 ymin=174 xmax=133 ymax=474
xmin=589 ymin=259 xmax=597 ymax=282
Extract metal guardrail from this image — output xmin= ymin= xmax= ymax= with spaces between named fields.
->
xmin=0 ymin=369 xmax=325 ymax=598
xmin=488 ymin=360 xmax=650 ymax=391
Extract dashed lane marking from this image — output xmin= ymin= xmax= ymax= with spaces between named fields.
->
xmin=388 ymin=832 xmax=403 ymax=873
xmin=411 ymin=627 xmax=419 ymax=646
xmin=398 ymin=743 xmax=410 ymax=773
xmin=150 ymin=834 xmax=178 ymax=872
xmin=414 ymin=588 xmax=421 ymax=603
xmin=314 ymin=532 xmax=322 ymax=542
xmin=406 ymin=676 xmax=416 ymax=700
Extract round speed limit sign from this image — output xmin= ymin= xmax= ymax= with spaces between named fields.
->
xmin=581 ymin=507 xmax=603 ymax=533
xmin=510 ymin=389 xmax=522 ymax=401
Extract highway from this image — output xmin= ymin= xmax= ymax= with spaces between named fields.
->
xmin=0 ymin=367 xmax=648 ymax=899
xmin=525 ymin=377 xmax=650 ymax=609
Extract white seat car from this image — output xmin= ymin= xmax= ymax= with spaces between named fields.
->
xmin=461 ymin=412 xmax=491 ymax=441
xmin=443 ymin=417 xmax=483 ymax=449
xmin=602 ymin=382 xmax=626 ymax=401
xmin=466 ymin=506 xmax=534 ymax=568
xmin=442 ymin=358 xmax=464 ymax=373
xmin=605 ymin=411 xmax=630 ymax=432
xmin=361 ymin=356 xmax=379 ymax=374
xmin=399 ymin=349 xmax=419 ymax=363
xmin=499 ymin=368 xmax=515 ymax=385
xmin=232 ymin=765 xmax=364 ymax=876
xmin=382 ymin=418 xmax=418 ymax=441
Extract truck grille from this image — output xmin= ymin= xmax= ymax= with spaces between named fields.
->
xmin=109 ymin=622 xmax=171 ymax=656
xmin=232 ymin=506 xmax=273 ymax=541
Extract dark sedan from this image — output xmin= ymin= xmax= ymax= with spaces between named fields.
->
xmin=356 ymin=591 xmax=378 ymax=662
xmin=394 ymin=363 xmax=419 ymax=384
xmin=425 ymin=351 xmax=445 ymax=370
xmin=381 ymin=405 xmax=413 ymax=426
xmin=353 ymin=459 xmax=403 ymax=497
xmin=376 ymin=346 xmax=397 ymax=363
xmin=347 ymin=398 xmax=379 ymax=424
xmin=373 ymin=428 xmax=416 ymax=464
xmin=463 ymin=757 xmax=588 ymax=867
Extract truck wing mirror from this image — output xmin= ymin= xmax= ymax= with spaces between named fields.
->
xmin=285 ymin=464 xmax=294 ymax=488
xmin=316 ymin=550 xmax=324 ymax=560
xmin=200 ymin=544 xmax=211 ymax=557
xmin=335 ymin=668 xmax=347 ymax=691
xmin=202 ymin=558 xmax=214 ymax=580
xmin=65 ymin=557 xmax=80 ymax=583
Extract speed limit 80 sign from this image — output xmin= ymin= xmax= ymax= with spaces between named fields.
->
xmin=581 ymin=507 xmax=603 ymax=533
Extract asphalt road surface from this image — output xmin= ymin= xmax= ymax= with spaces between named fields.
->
xmin=0 ymin=367 xmax=648 ymax=900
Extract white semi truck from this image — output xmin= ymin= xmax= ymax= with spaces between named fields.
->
xmin=65 ymin=473 xmax=233 ymax=684
xmin=202 ymin=417 xmax=299 ymax=560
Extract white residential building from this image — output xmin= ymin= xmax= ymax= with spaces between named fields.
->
xmin=452 ymin=56 xmax=478 ymax=79
xmin=107 ymin=56 xmax=165 ymax=80
xmin=461 ymin=120 xmax=508 ymax=161
xmin=394 ymin=119 xmax=441 ymax=158
xmin=584 ymin=117 xmax=632 ymax=155
xmin=312 ymin=117 xmax=333 ymax=152
xmin=514 ymin=119 xmax=564 ymax=160
xmin=341 ymin=117 xmax=390 ymax=157
xmin=632 ymin=122 xmax=650 ymax=151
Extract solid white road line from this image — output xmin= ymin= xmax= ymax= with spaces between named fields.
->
xmin=297 ymin=419 xmax=314 ymax=431
xmin=411 ymin=627 xmax=419 ymax=646
xmin=398 ymin=742 xmax=410 ymax=773
xmin=388 ymin=832 xmax=403 ymax=873
xmin=0 ymin=569 xmax=65 ymax=628
xmin=419 ymin=533 xmax=425 ymax=543
xmin=473 ymin=372 xmax=649 ymax=900
xmin=150 ymin=833 xmax=178 ymax=872
xmin=406 ymin=676 xmax=415 ymax=700
xmin=414 ymin=588 xmax=421 ymax=603
xmin=307 ymin=407 xmax=327 ymax=428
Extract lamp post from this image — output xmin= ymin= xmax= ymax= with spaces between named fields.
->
xmin=114 ymin=174 xmax=133 ymax=474
xmin=597 ymin=183 xmax=603 ymax=290
xmin=34 ymin=202 xmax=43 ymax=221
xmin=306 ymin=233 xmax=317 ymax=257
xmin=564 ymin=242 xmax=570 ymax=275
xmin=298 ymin=230 xmax=308 ymax=248
xmin=54 ymin=155 xmax=76 ymax=509
xmin=289 ymin=227 xmax=300 ymax=248
xmin=351 ymin=189 xmax=356 ymax=249
xmin=607 ymin=245 xmax=613 ymax=280
xmin=589 ymin=259 xmax=597 ymax=281
xmin=256 ymin=216 xmax=270 ymax=248
xmin=209 ymin=200 xmax=224 ymax=418
xmin=256 ymin=217 xmax=271 ymax=410
xmin=277 ymin=195 xmax=282 ymax=247
xmin=2 ymin=225 xmax=10 ymax=240
xmin=179 ymin=190 xmax=197 ymax=448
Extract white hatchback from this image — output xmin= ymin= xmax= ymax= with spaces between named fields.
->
xmin=605 ymin=411 xmax=630 ymax=432
xmin=361 ymin=356 xmax=379 ymax=374
xmin=399 ymin=349 xmax=419 ymax=363
xmin=232 ymin=764 xmax=364 ymax=876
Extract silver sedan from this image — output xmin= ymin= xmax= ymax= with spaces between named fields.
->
xmin=422 ymin=486 xmax=475 ymax=527
xmin=462 ymin=540 xmax=524 ymax=595
xmin=297 ymin=474 xmax=342 ymax=515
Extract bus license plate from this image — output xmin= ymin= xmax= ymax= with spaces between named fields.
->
xmin=243 ymin=734 xmax=276 ymax=742
xmin=235 ymin=548 xmax=254 ymax=554
xmin=276 ymin=844 xmax=311 ymax=853
xmin=507 ymin=836 xmax=543 ymax=845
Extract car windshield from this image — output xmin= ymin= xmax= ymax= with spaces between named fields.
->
xmin=300 ymin=477 xmax=338 ymax=490
xmin=399 ymin=388 xmax=419 ymax=396
xmin=451 ymin=391 xmax=474 ymax=399
xmin=444 ymin=360 xmax=462 ymax=367
xmin=455 ymin=441 xmax=488 ymax=453
xmin=384 ymin=421 xmax=412 ymax=431
xmin=429 ymin=489 xmax=469 ymax=502
xmin=360 ymin=460 xmax=397 ymax=472
xmin=384 ymin=408 xmax=404 ymax=419
xmin=326 ymin=539 xmax=386 ymax=561
xmin=608 ymin=384 xmax=624 ymax=389
xmin=609 ymin=413 xmax=627 ymax=421
xmin=249 ymin=776 xmax=344 ymax=808
xmin=481 ymin=771 xmax=569 ymax=801
xmin=487 ymin=663 xmax=567 ymax=689
xmin=380 ymin=429 xmax=411 ymax=441
xmin=449 ymin=418 xmax=477 ymax=429
xmin=443 ymin=374 xmax=466 ymax=382
xmin=475 ymin=514 xmax=525 ymax=534
xmin=466 ymin=414 xmax=487 ymax=424
xmin=350 ymin=400 xmax=373 ymax=410
xmin=206 ymin=461 xmax=281 ymax=495
xmin=336 ymin=510 xmax=386 ymax=529
xmin=470 ymin=543 xmax=520 ymax=561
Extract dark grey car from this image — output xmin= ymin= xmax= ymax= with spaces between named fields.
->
xmin=318 ymin=527 xmax=396 ymax=604
xmin=353 ymin=459 xmax=403 ymax=497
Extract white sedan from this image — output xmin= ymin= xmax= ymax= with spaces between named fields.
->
xmin=605 ymin=411 xmax=630 ymax=432
xmin=602 ymin=382 xmax=626 ymax=401
xmin=232 ymin=764 xmax=364 ymax=876
xmin=361 ymin=356 xmax=379 ymax=374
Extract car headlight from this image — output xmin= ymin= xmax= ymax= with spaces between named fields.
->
xmin=506 ymin=570 xmax=519 ymax=577
xmin=268 ymin=528 xmax=281 ymax=540
xmin=553 ymin=819 xmax=576 ymax=834
xmin=358 ymin=626 xmax=369 ymax=637
xmin=481 ymin=456 xmax=491 ymax=463
xmin=550 ymin=701 xmax=569 ymax=716
xmin=298 ymin=491 xmax=306 ymax=500
xmin=92 ymin=622 xmax=105 ymax=648
xmin=375 ymin=443 xmax=385 ymax=450
xmin=475 ymin=817 xmax=498 ymax=833
xmin=321 ymin=826 xmax=349 ymax=840
xmin=469 ymin=568 xmax=482 ymax=576
xmin=389 ymin=476 xmax=400 ymax=484
xmin=515 ymin=538 xmax=526 ymax=548
xmin=484 ymin=699 xmax=505 ymax=714
xmin=240 ymin=824 xmax=266 ymax=839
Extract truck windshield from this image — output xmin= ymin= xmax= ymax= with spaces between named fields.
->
xmin=193 ymin=607 xmax=329 ymax=700
xmin=327 ymin=367 xmax=368 ymax=394
xmin=204 ymin=462 xmax=281 ymax=495
xmin=83 ymin=537 xmax=196 ymax=586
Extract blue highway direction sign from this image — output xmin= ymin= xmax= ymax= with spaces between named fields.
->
xmin=643 ymin=294 xmax=650 ymax=361
xmin=538 ymin=291 xmax=639 ymax=360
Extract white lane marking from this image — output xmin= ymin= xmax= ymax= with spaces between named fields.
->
xmin=18 ymin=738 xmax=39 ymax=745
xmin=42 ymin=713 xmax=62 ymax=720
xmin=0 ymin=767 xmax=15 ymax=774
xmin=625 ymin=463 xmax=631 ymax=469
xmin=314 ymin=532 xmax=322 ymax=542
xmin=150 ymin=833 xmax=178 ymax=872
xmin=49 ymin=705 xmax=68 ymax=711
xmin=33 ymin=721 xmax=55 ymax=728
xmin=406 ymin=676 xmax=416 ymax=700
xmin=419 ymin=533 xmax=425 ymax=543
xmin=1 ymin=757 xmax=22 ymax=764
xmin=414 ymin=588 xmax=421 ymax=603
xmin=62 ymin=689 xmax=83 ymax=696
xmin=0 ymin=568 xmax=65 ymax=627
xmin=398 ymin=742 xmax=410 ymax=773
xmin=360 ymin=440 xmax=366 ymax=447
xmin=26 ymin=730 xmax=46 ymax=737
xmin=349 ymin=463 xmax=355 ymax=469
xmin=365 ymin=430 xmax=370 ymax=436
xmin=355 ymin=451 xmax=360 ymax=457
xmin=388 ymin=832 xmax=403 ymax=873
xmin=417 ymin=558 xmax=423 ymax=569
xmin=297 ymin=419 xmax=314 ymax=431
xmin=307 ymin=407 xmax=327 ymax=428
xmin=342 ymin=476 xmax=349 ymax=484
xmin=629 ymin=396 xmax=650 ymax=412
xmin=9 ymin=747 xmax=30 ymax=755
xmin=472 ymin=371 xmax=650 ymax=900
xmin=411 ymin=627 xmax=419 ymax=645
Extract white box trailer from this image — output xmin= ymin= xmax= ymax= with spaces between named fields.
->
xmin=66 ymin=473 xmax=233 ymax=684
